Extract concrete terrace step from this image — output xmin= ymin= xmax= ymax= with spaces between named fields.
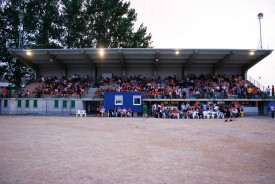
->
xmin=86 ymin=87 xmax=98 ymax=98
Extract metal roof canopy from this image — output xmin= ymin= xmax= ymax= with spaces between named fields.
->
xmin=9 ymin=48 xmax=273 ymax=76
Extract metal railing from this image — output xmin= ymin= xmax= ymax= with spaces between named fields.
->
xmin=247 ymin=75 xmax=266 ymax=92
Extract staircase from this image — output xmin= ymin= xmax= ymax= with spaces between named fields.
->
xmin=247 ymin=75 xmax=266 ymax=92
xmin=23 ymin=82 xmax=43 ymax=97
xmin=85 ymin=87 xmax=98 ymax=99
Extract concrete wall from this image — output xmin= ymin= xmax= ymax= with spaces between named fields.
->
xmin=243 ymin=107 xmax=259 ymax=116
xmin=0 ymin=98 xmax=269 ymax=116
xmin=67 ymin=66 xmax=92 ymax=77
xmin=40 ymin=66 xmax=64 ymax=78
xmin=218 ymin=66 xmax=242 ymax=75
xmin=188 ymin=66 xmax=213 ymax=75
xmin=98 ymin=66 xmax=122 ymax=78
xmin=126 ymin=66 xmax=154 ymax=78
xmin=0 ymin=98 xmax=84 ymax=115
xmin=157 ymin=66 xmax=181 ymax=79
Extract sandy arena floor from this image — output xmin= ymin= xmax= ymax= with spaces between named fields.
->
xmin=0 ymin=115 xmax=275 ymax=184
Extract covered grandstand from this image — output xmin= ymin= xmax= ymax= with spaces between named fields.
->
xmin=1 ymin=48 xmax=274 ymax=115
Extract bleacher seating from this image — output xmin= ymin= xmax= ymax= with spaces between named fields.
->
xmin=91 ymin=74 xmax=264 ymax=100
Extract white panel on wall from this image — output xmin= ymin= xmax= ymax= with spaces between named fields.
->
xmin=126 ymin=66 xmax=153 ymax=78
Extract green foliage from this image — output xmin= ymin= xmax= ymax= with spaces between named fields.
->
xmin=0 ymin=0 xmax=152 ymax=89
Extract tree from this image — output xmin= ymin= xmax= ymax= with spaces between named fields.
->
xmin=60 ymin=0 xmax=152 ymax=48
xmin=24 ymin=0 xmax=63 ymax=48
xmin=0 ymin=0 xmax=153 ymax=90
xmin=0 ymin=0 xmax=34 ymax=90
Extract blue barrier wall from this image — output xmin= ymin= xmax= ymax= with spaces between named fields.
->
xmin=104 ymin=92 xmax=143 ymax=112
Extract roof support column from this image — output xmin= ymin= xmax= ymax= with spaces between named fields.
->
xmin=154 ymin=51 xmax=159 ymax=78
xmin=182 ymin=66 xmax=187 ymax=80
xmin=153 ymin=69 xmax=157 ymax=78
xmin=183 ymin=50 xmax=198 ymax=78
xmin=35 ymin=68 xmax=40 ymax=81
xmin=44 ymin=51 xmax=68 ymax=77
xmin=92 ymin=67 xmax=98 ymax=83
xmin=119 ymin=50 xmax=127 ymax=77
xmin=213 ymin=51 xmax=235 ymax=75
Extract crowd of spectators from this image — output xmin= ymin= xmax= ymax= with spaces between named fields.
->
xmin=150 ymin=102 xmax=244 ymax=120
xmin=19 ymin=73 xmax=268 ymax=99
xmin=93 ymin=74 xmax=264 ymax=99
xmin=96 ymin=105 xmax=134 ymax=117
xmin=33 ymin=74 xmax=91 ymax=98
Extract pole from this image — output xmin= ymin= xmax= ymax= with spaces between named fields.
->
xmin=259 ymin=17 xmax=262 ymax=50
xmin=257 ymin=13 xmax=263 ymax=50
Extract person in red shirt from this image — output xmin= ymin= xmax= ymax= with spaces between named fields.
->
xmin=172 ymin=108 xmax=179 ymax=119
xmin=2 ymin=87 xmax=7 ymax=97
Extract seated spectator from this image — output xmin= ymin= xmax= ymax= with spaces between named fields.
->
xmin=113 ymin=107 xmax=117 ymax=117
xmin=108 ymin=108 xmax=114 ymax=117
xmin=231 ymin=107 xmax=239 ymax=119
xmin=127 ymin=108 xmax=133 ymax=117
xmin=186 ymin=108 xmax=193 ymax=119
xmin=224 ymin=107 xmax=232 ymax=122
xmin=100 ymin=106 xmax=105 ymax=117
xmin=121 ymin=107 xmax=127 ymax=117
xmin=198 ymin=108 xmax=204 ymax=119
xmin=96 ymin=106 xmax=100 ymax=117
xmin=117 ymin=107 xmax=122 ymax=117
xmin=172 ymin=108 xmax=179 ymax=119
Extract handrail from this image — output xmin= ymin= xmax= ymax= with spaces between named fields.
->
xmin=247 ymin=75 xmax=266 ymax=92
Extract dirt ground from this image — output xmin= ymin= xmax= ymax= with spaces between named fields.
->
xmin=0 ymin=115 xmax=275 ymax=184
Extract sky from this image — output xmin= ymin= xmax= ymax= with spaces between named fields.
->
xmin=130 ymin=0 xmax=275 ymax=87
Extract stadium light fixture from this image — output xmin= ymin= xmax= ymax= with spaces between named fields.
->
xmin=26 ymin=50 xmax=32 ymax=56
xmin=249 ymin=50 xmax=255 ymax=56
xmin=257 ymin=13 xmax=263 ymax=50
xmin=99 ymin=48 xmax=104 ymax=57
xmin=175 ymin=50 xmax=179 ymax=55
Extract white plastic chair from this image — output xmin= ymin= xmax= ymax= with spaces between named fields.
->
xmin=207 ymin=111 xmax=215 ymax=119
xmin=217 ymin=111 xmax=224 ymax=119
xmin=81 ymin=110 xmax=86 ymax=117
xmin=76 ymin=110 xmax=82 ymax=117
xmin=192 ymin=111 xmax=199 ymax=119
xmin=100 ymin=109 xmax=105 ymax=117
xmin=203 ymin=111 xmax=208 ymax=119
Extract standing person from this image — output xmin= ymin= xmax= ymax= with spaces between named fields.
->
xmin=96 ymin=106 xmax=100 ymax=117
xmin=272 ymin=85 xmax=274 ymax=97
xmin=270 ymin=105 xmax=275 ymax=118
xmin=2 ymin=86 xmax=7 ymax=97
xmin=224 ymin=106 xmax=232 ymax=122
xmin=266 ymin=86 xmax=271 ymax=97
xmin=142 ymin=103 xmax=148 ymax=120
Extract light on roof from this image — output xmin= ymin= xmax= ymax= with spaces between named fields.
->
xmin=26 ymin=51 xmax=32 ymax=56
xmin=249 ymin=51 xmax=255 ymax=56
xmin=175 ymin=50 xmax=179 ymax=55
xmin=99 ymin=48 xmax=104 ymax=57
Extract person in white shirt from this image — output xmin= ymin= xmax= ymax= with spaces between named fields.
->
xmin=266 ymin=86 xmax=271 ymax=96
xmin=270 ymin=105 xmax=274 ymax=118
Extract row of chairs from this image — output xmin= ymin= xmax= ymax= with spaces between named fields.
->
xmin=76 ymin=110 xmax=87 ymax=117
xmin=192 ymin=111 xmax=224 ymax=119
